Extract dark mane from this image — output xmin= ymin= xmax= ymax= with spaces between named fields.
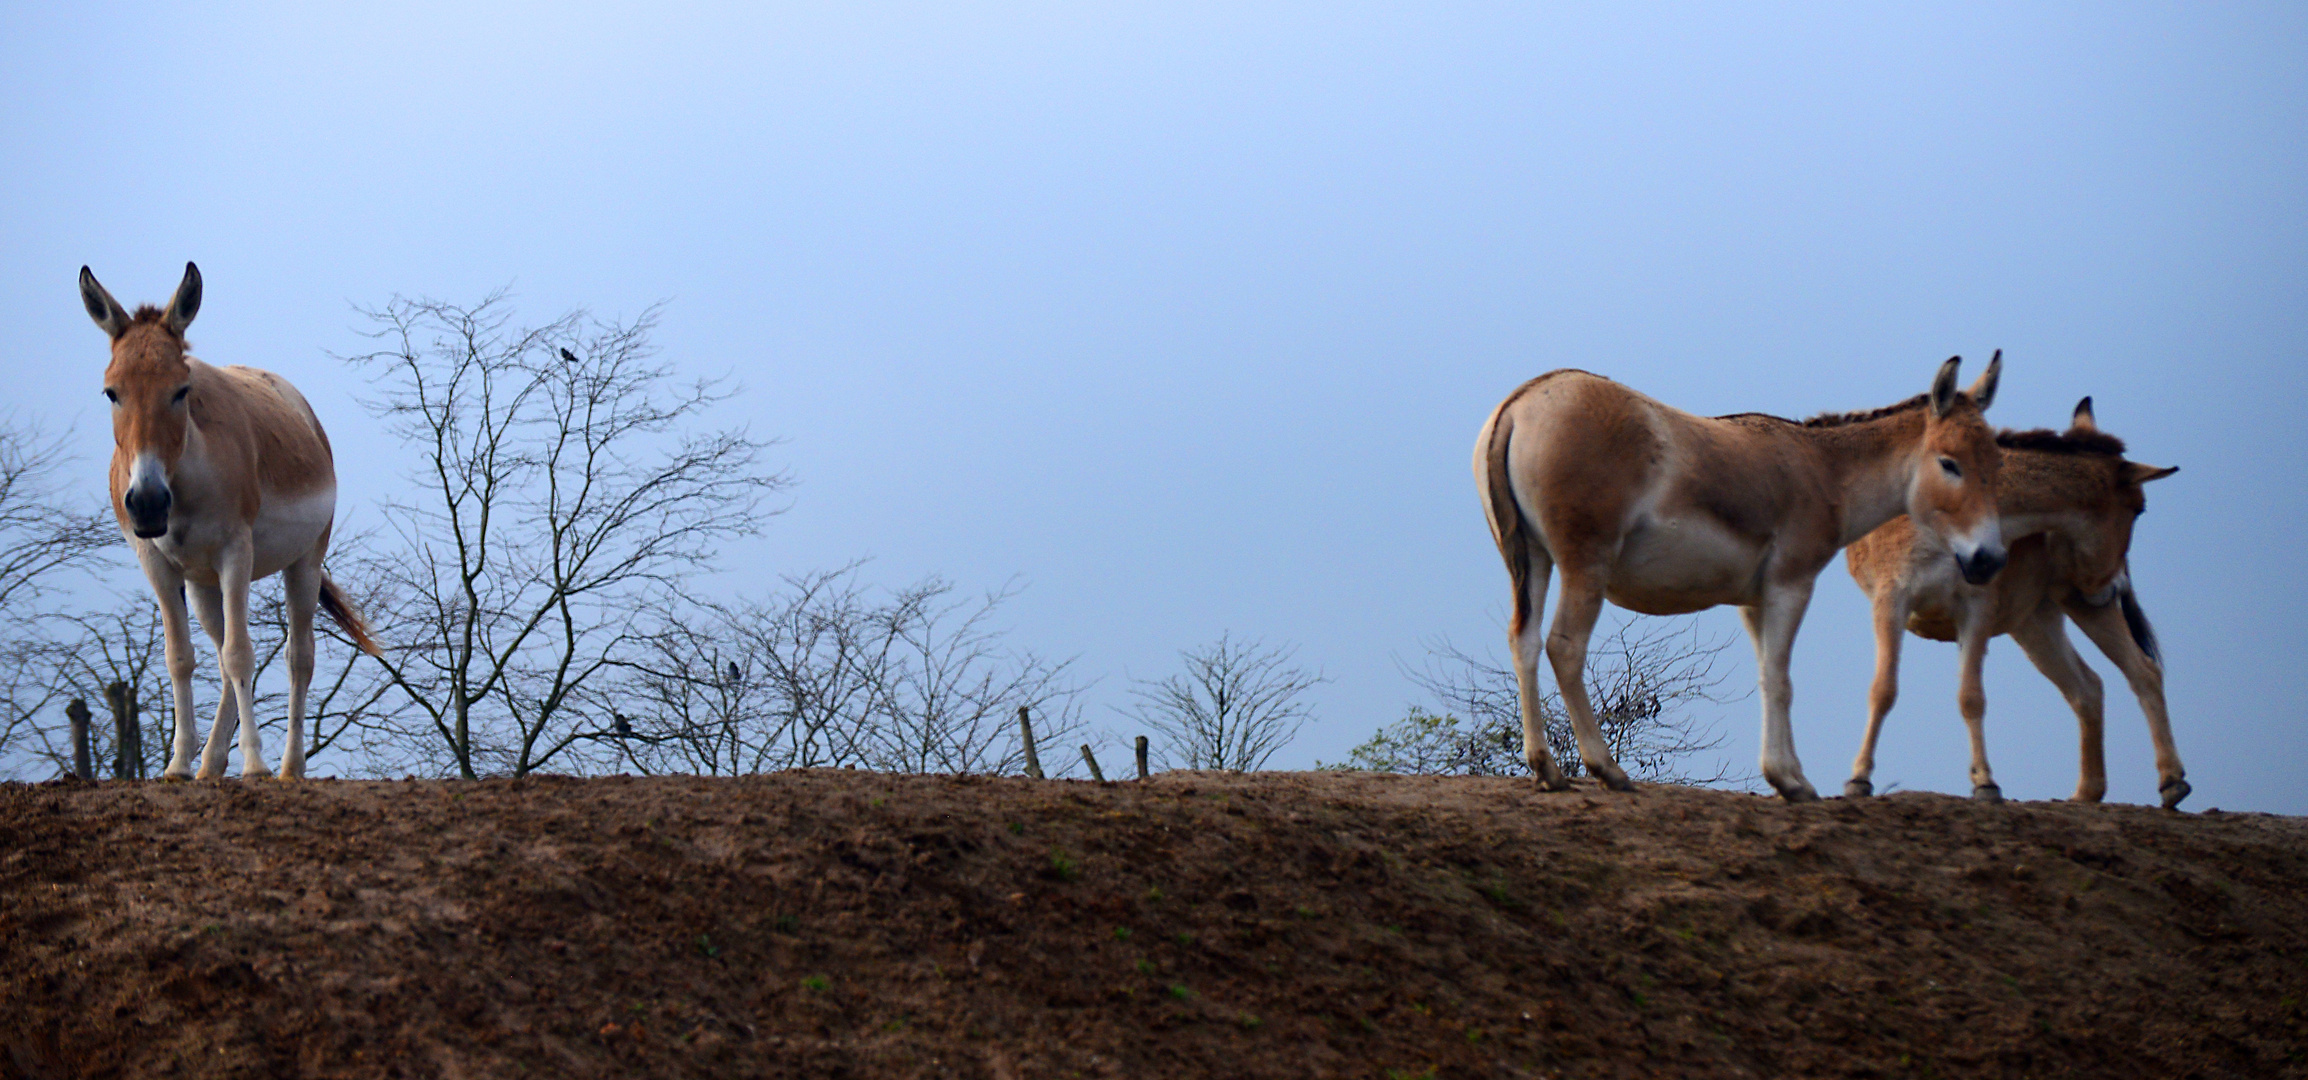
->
xmin=1716 ymin=393 xmax=1934 ymax=428
xmin=130 ymin=304 xmax=168 ymax=325
xmin=1801 ymin=393 xmax=1931 ymax=427
xmin=1996 ymin=427 xmax=2127 ymax=456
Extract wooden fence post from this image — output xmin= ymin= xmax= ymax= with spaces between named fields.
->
xmin=1079 ymin=744 xmax=1105 ymax=782
xmin=104 ymin=681 xmax=142 ymax=780
xmin=1017 ymin=706 xmax=1044 ymax=779
xmin=1135 ymin=735 xmax=1149 ymax=781
xmin=66 ymin=698 xmax=92 ymax=780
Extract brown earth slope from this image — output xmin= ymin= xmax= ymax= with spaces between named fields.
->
xmin=1 ymin=772 xmax=2304 ymax=1079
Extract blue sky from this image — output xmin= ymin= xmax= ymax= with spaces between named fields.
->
xmin=4 ymin=3 xmax=2302 ymax=810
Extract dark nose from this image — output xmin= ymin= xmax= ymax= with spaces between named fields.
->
xmin=124 ymin=484 xmax=171 ymax=538
xmin=1958 ymin=546 xmax=2006 ymax=586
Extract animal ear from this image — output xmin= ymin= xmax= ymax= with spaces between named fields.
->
xmin=1965 ymin=348 xmax=2002 ymax=412
xmin=2070 ymin=396 xmax=2097 ymax=432
xmin=164 ymin=262 xmax=202 ymax=334
xmin=80 ymin=266 xmax=130 ymax=340
xmin=2123 ymin=462 xmax=2178 ymax=485
xmin=1929 ymin=355 xmax=1962 ymax=418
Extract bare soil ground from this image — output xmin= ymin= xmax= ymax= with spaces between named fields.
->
xmin=2 ymin=771 xmax=2304 ymax=1079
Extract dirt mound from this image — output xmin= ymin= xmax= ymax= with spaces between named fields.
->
xmin=2 ymin=772 xmax=2304 ymax=1079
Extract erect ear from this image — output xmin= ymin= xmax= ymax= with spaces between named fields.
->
xmin=1928 ymin=355 xmax=1962 ymax=418
xmin=2122 ymin=462 xmax=2179 ymax=485
xmin=80 ymin=266 xmax=130 ymax=340
xmin=2070 ymin=396 xmax=2097 ymax=432
xmin=163 ymin=261 xmax=202 ymax=335
xmin=1965 ymin=348 xmax=2002 ymax=412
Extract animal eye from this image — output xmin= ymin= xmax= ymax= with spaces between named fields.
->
xmin=1937 ymin=457 xmax=1962 ymax=480
xmin=103 ymin=388 xmax=118 ymax=403
xmin=171 ymin=385 xmax=191 ymax=405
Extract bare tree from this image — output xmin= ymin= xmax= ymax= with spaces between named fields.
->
xmin=1369 ymin=616 xmax=1741 ymax=784
xmin=863 ymin=577 xmax=1084 ymax=775
xmin=1124 ymin=634 xmax=1323 ymax=772
xmin=342 ymin=292 xmax=786 ymax=778
xmin=0 ymin=417 xmax=115 ymax=773
xmin=604 ymin=567 xmax=1085 ymax=777
xmin=0 ymin=418 xmax=112 ymax=617
xmin=24 ymin=598 xmax=175 ymax=778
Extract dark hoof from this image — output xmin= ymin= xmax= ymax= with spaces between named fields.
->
xmin=1598 ymin=768 xmax=1637 ymax=793
xmin=1972 ymin=784 xmax=2004 ymax=804
xmin=1844 ymin=778 xmax=1874 ymax=798
xmin=2160 ymin=778 xmax=2192 ymax=811
xmin=1535 ymin=773 xmax=1573 ymax=793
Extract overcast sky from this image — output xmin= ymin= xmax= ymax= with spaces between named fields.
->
xmin=4 ymin=3 xmax=2302 ymax=811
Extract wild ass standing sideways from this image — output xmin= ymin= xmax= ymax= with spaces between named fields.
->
xmin=1476 ymin=357 xmax=2006 ymax=802
xmin=81 ymin=262 xmax=380 ymax=780
xmin=1842 ymin=397 xmax=2186 ymax=808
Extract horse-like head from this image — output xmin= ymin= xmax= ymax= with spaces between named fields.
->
xmin=2058 ymin=397 xmax=2178 ymax=604
xmin=83 ymin=262 xmax=201 ymax=540
xmin=1912 ymin=351 xmax=2007 ymax=585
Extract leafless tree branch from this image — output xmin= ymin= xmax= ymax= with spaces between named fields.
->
xmin=1123 ymin=634 xmax=1323 ymax=772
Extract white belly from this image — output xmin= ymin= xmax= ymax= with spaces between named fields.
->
xmin=250 ymin=485 xmax=335 ymax=578
xmin=1606 ymin=513 xmax=1769 ymax=614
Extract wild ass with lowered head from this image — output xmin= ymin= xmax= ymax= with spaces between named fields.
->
xmin=81 ymin=262 xmax=380 ymax=780
xmin=1476 ymin=356 xmax=2006 ymax=802
xmin=1843 ymin=397 xmax=2185 ymax=808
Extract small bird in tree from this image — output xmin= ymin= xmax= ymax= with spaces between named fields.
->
xmin=559 ymin=347 xmax=578 ymax=365
xmin=727 ymin=661 xmax=742 ymax=686
xmin=613 ymin=712 xmax=633 ymax=738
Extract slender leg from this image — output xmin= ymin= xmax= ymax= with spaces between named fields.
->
xmin=136 ymin=549 xmax=200 ymax=780
xmin=2063 ymin=596 xmax=2188 ymax=809
xmin=280 ymin=555 xmax=321 ymax=780
xmin=1508 ymin=545 xmax=1570 ymax=790
xmin=218 ymin=540 xmax=269 ymax=778
xmin=186 ymin=583 xmax=238 ymax=780
xmin=1547 ymin=569 xmax=1633 ymax=791
xmin=2008 ymin=603 xmax=2107 ymax=802
xmin=1744 ymin=577 xmax=1819 ymax=802
xmin=1846 ymin=585 xmax=1909 ymax=798
xmin=1953 ymin=605 xmax=2000 ymax=802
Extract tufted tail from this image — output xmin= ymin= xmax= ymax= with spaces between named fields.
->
xmin=318 ymin=569 xmax=383 ymax=657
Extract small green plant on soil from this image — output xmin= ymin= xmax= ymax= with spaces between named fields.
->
xmin=1048 ymin=850 xmax=1080 ymax=881
xmin=1168 ymin=984 xmax=1194 ymax=1001
xmin=1136 ymin=959 xmax=1157 ymax=975
xmin=802 ymin=975 xmax=830 ymax=992
xmin=1007 ymin=822 xmax=1025 ymax=835
xmin=1174 ymin=932 xmax=1195 ymax=946
xmin=1386 ymin=1067 xmax=1437 ymax=1080
xmin=694 ymin=934 xmax=718 ymax=958
xmin=1464 ymin=1027 xmax=1484 ymax=1043
xmin=870 ymin=797 xmax=885 ymax=808
xmin=775 ymin=915 xmax=800 ymax=933
xmin=1295 ymin=905 xmax=1320 ymax=919
xmin=1238 ymin=1012 xmax=1262 ymax=1029
xmin=1144 ymin=886 xmax=1165 ymax=902
xmin=1113 ymin=926 xmax=1132 ymax=941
